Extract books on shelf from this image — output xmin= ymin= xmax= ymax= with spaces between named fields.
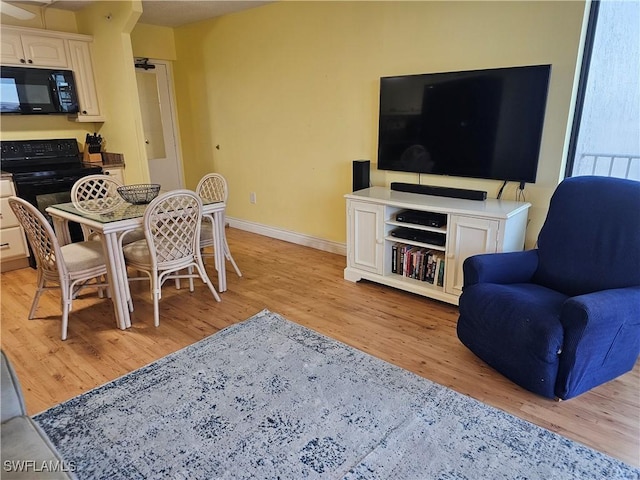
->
xmin=391 ymin=242 xmax=445 ymax=285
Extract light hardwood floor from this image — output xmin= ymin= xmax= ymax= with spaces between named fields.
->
xmin=1 ymin=227 xmax=638 ymax=467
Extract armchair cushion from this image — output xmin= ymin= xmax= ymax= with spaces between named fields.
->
xmin=534 ymin=176 xmax=640 ymax=296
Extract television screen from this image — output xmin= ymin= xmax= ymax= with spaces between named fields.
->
xmin=377 ymin=65 xmax=551 ymax=183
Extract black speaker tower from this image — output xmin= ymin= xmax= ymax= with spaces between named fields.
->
xmin=352 ymin=160 xmax=370 ymax=191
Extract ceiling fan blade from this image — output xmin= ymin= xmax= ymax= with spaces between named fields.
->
xmin=0 ymin=1 xmax=37 ymax=20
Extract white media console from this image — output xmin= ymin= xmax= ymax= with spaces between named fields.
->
xmin=344 ymin=186 xmax=531 ymax=305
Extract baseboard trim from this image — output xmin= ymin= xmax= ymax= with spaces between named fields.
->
xmin=226 ymin=217 xmax=347 ymax=256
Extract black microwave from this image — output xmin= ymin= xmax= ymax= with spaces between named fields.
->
xmin=0 ymin=66 xmax=79 ymax=114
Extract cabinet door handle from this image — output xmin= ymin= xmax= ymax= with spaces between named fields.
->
xmin=0 ymin=242 xmax=10 ymax=249
xmin=20 ymin=58 xmax=26 ymax=63
xmin=27 ymin=59 xmax=33 ymax=64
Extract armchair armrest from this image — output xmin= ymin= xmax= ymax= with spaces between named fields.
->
xmin=1 ymin=350 xmax=27 ymax=422
xmin=463 ymin=250 xmax=539 ymax=287
xmin=556 ymin=286 xmax=640 ymax=399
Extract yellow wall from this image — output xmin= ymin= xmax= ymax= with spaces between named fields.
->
xmin=1 ymin=1 xmax=586 ymax=249
xmin=131 ymin=23 xmax=176 ymax=60
xmin=75 ymin=1 xmax=148 ymax=184
xmin=172 ymin=1 xmax=586 ymax=247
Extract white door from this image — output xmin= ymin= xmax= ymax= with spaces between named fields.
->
xmin=135 ymin=60 xmax=184 ymax=190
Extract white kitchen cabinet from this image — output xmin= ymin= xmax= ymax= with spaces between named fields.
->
xmin=1 ymin=26 xmax=104 ymax=122
xmin=1 ymin=29 xmax=68 ymax=67
xmin=67 ymin=39 xmax=104 ymax=122
xmin=102 ymin=167 xmax=124 ymax=184
xmin=0 ymin=179 xmax=29 ymax=271
xmin=344 ymin=186 xmax=530 ymax=305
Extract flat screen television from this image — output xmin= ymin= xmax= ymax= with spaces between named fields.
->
xmin=377 ymin=65 xmax=551 ymax=183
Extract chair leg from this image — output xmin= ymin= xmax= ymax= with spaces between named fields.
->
xmin=188 ymin=266 xmax=194 ymax=292
xmin=152 ymin=274 xmax=161 ymax=327
xmin=61 ymin=301 xmax=71 ymax=341
xmin=28 ymin=270 xmax=45 ymax=320
xmin=224 ymin=237 xmax=242 ymax=277
xmin=61 ymin=284 xmax=72 ymax=341
xmin=195 ymin=258 xmax=221 ymax=302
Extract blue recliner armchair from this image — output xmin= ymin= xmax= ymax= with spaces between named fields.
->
xmin=457 ymin=176 xmax=640 ymax=400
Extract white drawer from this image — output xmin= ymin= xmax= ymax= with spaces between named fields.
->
xmin=0 ymin=197 xmax=19 ymax=228
xmin=0 ymin=179 xmax=16 ymax=197
xmin=0 ymin=226 xmax=29 ymax=261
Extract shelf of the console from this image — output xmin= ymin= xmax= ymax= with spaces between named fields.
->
xmin=343 ymin=266 xmax=457 ymax=305
xmin=384 ymin=236 xmax=446 ymax=251
xmin=385 ymin=220 xmax=447 ymax=234
xmin=388 ymin=272 xmax=444 ymax=290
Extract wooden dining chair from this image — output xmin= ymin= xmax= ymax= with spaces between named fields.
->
xmin=196 ymin=173 xmax=242 ymax=277
xmin=8 ymin=197 xmax=110 ymax=340
xmin=122 ymin=190 xmax=221 ymax=327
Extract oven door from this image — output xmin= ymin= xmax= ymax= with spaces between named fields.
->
xmin=13 ymin=176 xmax=85 ymax=268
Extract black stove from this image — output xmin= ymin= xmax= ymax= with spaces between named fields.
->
xmin=1 ymin=138 xmax=102 ymax=180
xmin=1 ymin=138 xmax=103 ymax=267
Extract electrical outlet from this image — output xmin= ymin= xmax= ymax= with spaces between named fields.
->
xmin=250 ymin=192 xmax=257 ymax=204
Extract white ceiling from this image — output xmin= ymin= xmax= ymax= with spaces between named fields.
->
xmin=13 ymin=1 xmax=271 ymax=27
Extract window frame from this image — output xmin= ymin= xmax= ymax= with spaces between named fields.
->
xmin=564 ymin=0 xmax=601 ymax=178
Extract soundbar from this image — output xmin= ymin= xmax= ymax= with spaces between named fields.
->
xmin=390 ymin=182 xmax=487 ymax=201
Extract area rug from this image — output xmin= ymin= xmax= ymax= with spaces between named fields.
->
xmin=35 ymin=310 xmax=638 ymax=479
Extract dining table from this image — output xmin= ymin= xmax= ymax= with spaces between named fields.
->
xmin=46 ymin=197 xmax=227 ymax=331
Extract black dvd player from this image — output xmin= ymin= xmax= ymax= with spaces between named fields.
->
xmin=390 ymin=227 xmax=446 ymax=246
xmin=396 ymin=210 xmax=447 ymax=228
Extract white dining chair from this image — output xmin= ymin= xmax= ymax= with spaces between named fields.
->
xmin=71 ymin=174 xmax=147 ymax=311
xmin=122 ymin=190 xmax=221 ymax=327
xmin=71 ymin=174 xmax=146 ymax=242
xmin=196 ymin=173 xmax=242 ymax=277
xmin=8 ymin=197 xmax=110 ymax=340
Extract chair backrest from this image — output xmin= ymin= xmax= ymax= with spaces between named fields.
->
xmin=196 ymin=173 xmax=228 ymax=202
xmin=71 ymin=174 xmax=124 ymax=213
xmin=8 ymin=197 xmax=66 ymax=281
xmin=534 ymin=176 xmax=640 ymax=296
xmin=143 ymin=190 xmax=203 ymax=269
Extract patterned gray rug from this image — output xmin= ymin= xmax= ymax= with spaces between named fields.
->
xmin=35 ymin=310 xmax=638 ymax=479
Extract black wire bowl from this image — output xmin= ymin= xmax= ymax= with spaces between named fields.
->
xmin=117 ymin=184 xmax=161 ymax=204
